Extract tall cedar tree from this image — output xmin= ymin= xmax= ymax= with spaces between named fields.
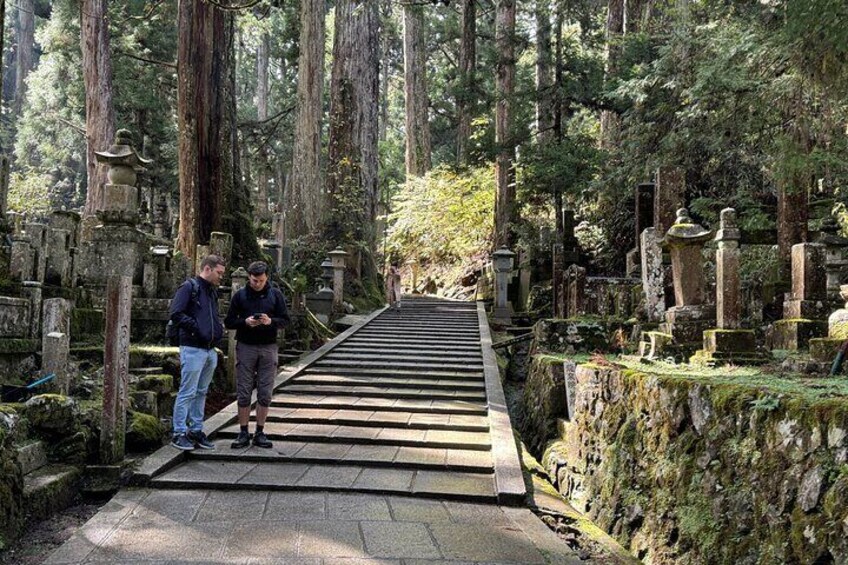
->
xmin=176 ymin=0 xmax=259 ymax=263
xmin=80 ymin=0 xmax=116 ymax=219
xmin=456 ymin=0 xmax=476 ymax=165
xmin=288 ymin=0 xmax=326 ymax=237
xmin=494 ymin=0 xmax=516 ymax=248
xmin=402 ymin=3 xmax=431 ymax=177
xmin=326 ymin=0 xmax=380 ymax=247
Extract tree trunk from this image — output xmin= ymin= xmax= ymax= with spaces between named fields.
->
xmin=288 ymin=0 xmax=326 ymax=237
xmin=456 ymin=0 xmax=476 ymax=165
xmin=379 ymin=0 xmax=391 ymax=143
xmin=494 ymin=0 xmax=516 ymax=249
xmin=80 ymin=0 xmax=116 ymax=218
xmin=255 ymin=32 xmax=270 ymax=220
xmin=402 ymin=3 xmax=431 ymax=177
xmin=535 ymin=0 xmax=553 ymax=143
xmin=14 ymin=0 xmax=34 ymax=116
xmin=326 ymin=0 xmax=380 ymax=248
xmin=176 ymin=0 xmax=259 ymax=263
xmin=600 ymin=0 xmax=624 ymax=149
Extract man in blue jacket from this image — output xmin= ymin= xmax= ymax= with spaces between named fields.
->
xmin=225 ymin=261 xmax=290 ymax=449
xmin=169 ymin=254 xmax=226 ymax=450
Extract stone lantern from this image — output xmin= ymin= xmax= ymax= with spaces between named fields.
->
xmin=94 ymin=129 xmax=151 ymax=226
xmin=492 ymin=246 xmax=516 ymax=324
xmin=329 ymin=248 xmax=348 ymax=310
xmin=659 ymin=209 xmax=715 ymax=346
xmin=320 ymin=258 xmax=334 ymax=292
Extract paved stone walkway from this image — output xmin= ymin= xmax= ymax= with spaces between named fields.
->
xmin=46 ymin=298 xmax=582 ymax=563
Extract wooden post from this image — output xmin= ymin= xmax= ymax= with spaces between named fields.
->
xmin=100 ymin=275 xmax=132 ymax=465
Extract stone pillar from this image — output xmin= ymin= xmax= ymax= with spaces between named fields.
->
xmin=43 ymin=298 xmax=72 ymax=336
xmin=492 ymin=247 xmax=516 ymax=324
xmin=25 ymin=223 xmax=48 ymax=283
xmin=45 ymin=228 xmax=71 ymax=286
xmin=815 ymin=217 xmax=848 ymax=300
xmin=654 ymin=167 xmax=685 ymax=236
xmin=626 ymin=183 xmax=655 ymax=278
xmin=100 ymin=275 xmax=132 ymax=465
xmin=0 ymin=155 xmax=10 ymax=223
xmin=640 ymin=227 xmax=665 ymax=322
xmin=43 ymin=332 xmax=70 ymax=394
xmin=715 ymin=208 xmax=741 ymax=329
xmin=142 ymin=262 xmax=158 ymax=298
xmin=329 ymin=248 xmax=348 ymax=311
xmin=565 ymin=264 xmax=586 ymax=318
xmin=777 ymin=176 xmax=809 ymax=280
xmin=552 ymin=241 xmax=564 ymax=317
xmin=773 ymin=243 xmax=828 ymax=350
xmin=518 ymin=249 xmax=531 ymax=312
xmin=10 ymin=234 xmax=33 ymax=282
xmin=227 ymin=267 xmax=248 ymax=392
xmin=562 ymin=210 xmax=579 ymax=265
xmin=658 ymin=209 xmax=715 ymax=347
xmin=261 ymin=241 xmax=282 ymax=274
xmin=22 ymin=281 xmax=43 ymax=339
xmin=209 ymin=232 xmax=233 ymax=265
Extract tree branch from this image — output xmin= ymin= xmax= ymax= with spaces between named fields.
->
xmin=115 ymin=49 xmax=177 ymax=69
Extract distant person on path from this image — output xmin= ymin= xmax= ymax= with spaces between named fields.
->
xmin=225 ymin=261 xmax=290 ymax=449
xmin=169 ymin=254 xmax=227 ymax=451
xmin=386 ymin=260 xmax=402 ymax=311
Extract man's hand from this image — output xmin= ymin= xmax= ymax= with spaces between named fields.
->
xmin=246 ymin=314 xmax=272 ymax=327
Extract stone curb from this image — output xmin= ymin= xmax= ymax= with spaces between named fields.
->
xmin=477 ymin=300 xmax=527 ymax=506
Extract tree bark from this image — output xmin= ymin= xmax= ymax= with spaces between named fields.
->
xmin=535 ymin=0 xmax=553 ymax=143
xmin=402 ymin=3 xmax=431 ymax=177
xmin=600 ymin=0 xmax=624 ymax=149
xmin=80 ymin=0 xmax=116 ymax=218
xmin=288 ymin=0 xmax=326 ymax=237
xmin=379 ymin=0 xmax=391 ymax=143
xmin=494 ymin=0 xmax=516 ymax=249
xmin=14 ymin=0 xmax=34 ymax=116
xmin=254 ymin=32 xmax=270 ymax=220
xmin=456 ymin=0 xmax=476 ymax=165
xmin=326 ymin=0 xmax=380 ymax=248
xmin=176 ymin=0 xmax=259 ymax=263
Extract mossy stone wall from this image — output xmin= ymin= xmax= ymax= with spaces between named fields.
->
xmin=545 ymin=365 xmax=848 ymax=564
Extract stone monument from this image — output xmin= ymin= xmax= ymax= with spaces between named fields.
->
xmin=692 ymin=209 xmax=766 ymax=365
xmin=772 ymin=243 xmax=828 ymax=350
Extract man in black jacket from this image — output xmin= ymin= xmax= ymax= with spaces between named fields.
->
xmin=169 ymin=254 xmax=226 ymax=451
xmin=225 ymin=261 xmax=290 ymax=448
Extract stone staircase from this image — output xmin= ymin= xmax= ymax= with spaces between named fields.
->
xmin=147 ymin=297 xmax=525 ymax=505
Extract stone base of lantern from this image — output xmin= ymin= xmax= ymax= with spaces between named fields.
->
xmin=772 ymin=319 xmax=827 ymax=351
xmin=637 ymin=331 xmax=674 ymax=360
xmin=690 ymin=329 xmax=769 ymax=366
xmin=659 ymin=304 xmax=716 ymax=346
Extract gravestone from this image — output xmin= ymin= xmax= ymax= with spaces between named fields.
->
xmin=42 ymin=332 xmax=70 ymax=394
xmin=100 ymin=275 xmax=132 ymax=465
xmin=692 ymin=209 xmax=765 ymax=365
xmin=773 ymin=243 xmax=828 ymax=350
xmin=815 ymin=217 xmax=848 ymax=300
xmin=22 ymin=281 xmax=43 ymax=340
xmin=640 ymin=227 xmax=665 ymax=322
xmin=9 ymin=234 xmax=33 ymax=282
xmin=654 ymin=168 xmax=685 ymax=236
xmin=626 ymin=182 xmax=655 ymax=277
xmin=329 ymin=248 xmax=348 ymax=312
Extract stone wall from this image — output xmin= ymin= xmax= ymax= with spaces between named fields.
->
xmin=0 ymin=406 xmax=23 ymax=550
xmin=544 ymin=364 xmax=848 ymax=564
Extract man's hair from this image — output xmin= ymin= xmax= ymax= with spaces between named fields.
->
xmin=247 ymin=261 xmax=269 ymax=276
xmin=199 ymin=254 xmax=226 ymax=271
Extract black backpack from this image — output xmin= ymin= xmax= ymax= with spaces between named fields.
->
xmin=165 ymin=278 xmax=200 ymax=346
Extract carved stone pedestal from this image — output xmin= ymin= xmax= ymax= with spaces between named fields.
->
xmin=690 ymin=329 xmax=768 ymax=366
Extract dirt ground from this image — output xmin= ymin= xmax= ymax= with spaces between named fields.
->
xmin=0 ymin=500 xmax=106 ymax=565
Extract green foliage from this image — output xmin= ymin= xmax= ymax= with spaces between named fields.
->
xmin=7 ymin=171 xmax=53 ymax=216
xmin=386 ymin=165 xmax=495 ymax=266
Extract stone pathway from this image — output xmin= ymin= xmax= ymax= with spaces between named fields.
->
xmin=46 ymin=298 xmax=583 ymax=563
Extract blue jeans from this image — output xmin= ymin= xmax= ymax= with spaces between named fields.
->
xmin=173 ymin=346 xmax=217 ymax=435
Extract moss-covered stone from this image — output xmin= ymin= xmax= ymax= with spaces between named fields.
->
xmin=0 ymin=338 xmax=39 ymax=355
xmin=135 ymin=374 xmax=174 ymax=395
xmin=125 ymin=411 xmax=165 ymax=452
xmin=0 ymin=405 xmax=23 ymax=549
xmin=544 ymin=362 xmax=848 ymax=564
xmin=24 ymin=394 xmax=79 ymax=436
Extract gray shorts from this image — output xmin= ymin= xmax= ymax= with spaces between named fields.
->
xmin=235 ymin=342 xmax=278 ymax=407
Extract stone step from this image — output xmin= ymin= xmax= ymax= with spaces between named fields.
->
xmin=216 ymin=422 xmax=492 ymax=450
xmin=279 ymin=384 xmax=487 ymax=402
xmin=270 ymin=395 xmax=488 ymax=415
xmin=150 ymin=460 xmax=497 ymax=502
xmin=312 ymin=359 xmax=484 ymax=372
xmin=300 ymin=367 xmax=485 ymax=380
xmin=191 ymin=439 xmax=494 ymax=472
xmin=23 ymin=464 xmax=82 ymax=524
xmin=365 ymin=321 xmax=480 ymax=329
xmin=326 ymin=350 xmax=484 ymax=361
xmin=334 ymin=342 xmax=482 ymax=353
xmin=320 ymin=353 xmax=483 ymax=365
xmin=129 ymin=367 xmax=165 ymax=375
xmin=356 ymin=328 xmax=480 ymax=336
xmin=347 ymin=334 xmax=481 ymax=344
xmin=262 ymin=407 xmax=489 ymax=431
xmin=291 ymin=375 xmax=486 ymax=391
xmin=15 ymin=440 xmax=48 ymax=475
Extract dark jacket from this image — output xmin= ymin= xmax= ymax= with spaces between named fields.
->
xmin=224 ymin=282 xmax=290 ymax=345
xmin=169 ymin=276 xmax=224 ymax=349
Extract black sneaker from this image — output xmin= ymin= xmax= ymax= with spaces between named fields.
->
xmin=230 ymin=430 xmax=251 ymax=449
xmin=252 ymin=431 xmax=273 ymax=449
xmin=187 ymin=430 xmax=216 ymax=450
xmin=171 ymin=434 xmax=195 ymax=451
